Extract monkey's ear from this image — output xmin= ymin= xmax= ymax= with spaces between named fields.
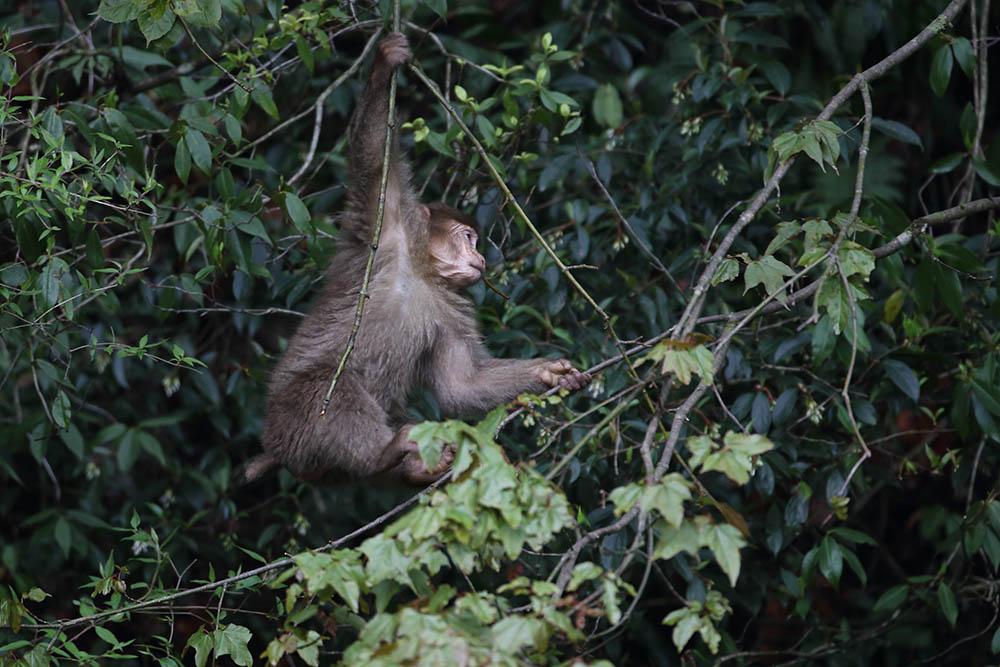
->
xmin=418 ymin=204 xmax=430 ymax=221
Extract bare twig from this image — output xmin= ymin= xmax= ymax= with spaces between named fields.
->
xmin=288 ymin=30 xmax=382 ymax=185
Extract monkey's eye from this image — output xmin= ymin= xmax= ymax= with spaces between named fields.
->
xmin=464 ymin=230 xmax=475 ymax=243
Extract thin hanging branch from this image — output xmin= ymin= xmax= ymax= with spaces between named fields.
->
xmin=319 ymin=2 xmax=402 ymax=416
xmin=406 ymin=64 xmax=642 ymax=378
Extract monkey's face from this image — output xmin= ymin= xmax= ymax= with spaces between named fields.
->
xmin=429 ymin=220 xmax=486 ymax=289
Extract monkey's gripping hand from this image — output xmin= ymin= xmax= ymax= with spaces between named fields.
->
xmin=374 ymin=32 xmax=412 ymax=73
xmin=536 ymin=359 xmax=592 ymax=392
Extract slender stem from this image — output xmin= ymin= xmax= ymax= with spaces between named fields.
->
xmin=320 ymin=4 xmax=402 ymax=416
xmin=407 ymin=63 xmax=644 ymax=382
xmin=180 ymin=18 xmax=250 ymax=92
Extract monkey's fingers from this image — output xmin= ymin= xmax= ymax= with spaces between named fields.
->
xmin=558 ymin=370 xmax=592 ymax=392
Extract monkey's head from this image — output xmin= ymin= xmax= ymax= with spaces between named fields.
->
xmin=422 ymin=202 xmax=486 ymax=290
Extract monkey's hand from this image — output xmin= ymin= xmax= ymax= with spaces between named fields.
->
xmin=375 ymin=32 xmax=412 ymax=71
xmin=536 ymin=359 xmax=592 ymax=392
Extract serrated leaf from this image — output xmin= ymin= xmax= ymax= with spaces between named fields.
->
xmin=138 ymin=6 xmax=176 ymax=44
xmin=98 ymin=0 xmax=143 ymax=23
xmin=705 ymin=522 xmax=745 ymax=587
xmin=640 ymin=474 xmax=692 ymax=528
xmin=744 ymin=255 xmax=794 ymax=302
xmin=712 ymin=257 xmax=740 ymax=285
xmin=838 ymin=241 xmax=875 ymax=281
xmin=212 ymin=624 xmax=252 ymax=666
xmin=765 ymin=221 xmax=801 ymax=256
xmin=652 ymin=518 xmax=701 ymax=561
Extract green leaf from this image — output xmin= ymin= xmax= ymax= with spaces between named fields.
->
xmin=883 ymin=289 xmax=905 ymax=324
xmin=663 ymin=606 xmax=701 ymax=653
xmin=937 ymin=582 xmax=958 ymax=627
xmin=838 ymin=241 xmax=875 ymax=281
xmin=118 ymin=45 xmax=173 ymax=69
xmin=829 ymin=527 xmax=876 ymax=545
xmin=643 ymin=344 xmax=713 ymax=385
xmin=491 ymin=616 xmax=545 ymax=654
xmin=930 ymin=152 xmax=964 ymax=174
xmin=872 ymin=118 xmax=923 ymax=150
xmin=873 ymin=584 xmax=909 ymax=614
xmin=175 ymin=137 xmax=191 ymax=184
xmin=711 ymin=257 xmax=740 ymax=285
xmin=973 ymin=159 xmax=1000 ymax=187
xmin=765 ymin=221 xmax=801 ymax=256
xmin=0 ymin=263 xmax=28 ymax=286
xmin=652 ymin=519 xmax=701 ymax=561
xmin=759 ymin=60 xmax=791 ymax=95
xmin=95 ymin=626 xmax=119 ymax=646
xmin=883 ymin=359 xmax=920 ymax=401
xmin=98 ymin=0 xmax=143 ymax=23
xmin=174 ymin=0 xmax=222 ymax=26
xmin=186 ymin=629 xmax=213 ymax=667
xmin=704 ymin=522 xmax=745 ymax=587
xmin=818 ymin=536 xmax=843 ymax=587
xmin=54 ymin=517 xmax=71 ymax=557
xmin=608 ymin=483 xmax=642 ymax=516
xmin=929 ymin=44 xmax=953 ymax=97
xmin=639 ymin=474 xmax=692 ymax=528
xmin=224 ymin=114 xmax=242 ymax=145
xmin=992 ymin=627 xmax=1000 ymax=654
xmin=184 ymin=129 xmax=212 ymax=173
xmin=951 ymin=37 xmax=976 ymax=78
xmin=138 ymin=5 xmax=177 ymax=44
xmin=117 ymin=429 xmax=141 ymax=471
xmin=40 ymin=257 xmax=69 ymax=308
xmin=25 ymin=587 xmax=48 ymax=603
xmin=744 ymin=255 xmax=795 ymax=302
xmin=592 ymin=83 xmax=623 ymax=128
xmin=212 ymin=624 xmax=252 ymax=666
xmin=423 ymin=0 xmax=447 ymax=19
xmin=284 ymin=193 xmax=311 ymax=231
xmin=252 ymin=86 xmax=280 ymax=120
xmin=51 ymin=390 xmax=71 ymax=429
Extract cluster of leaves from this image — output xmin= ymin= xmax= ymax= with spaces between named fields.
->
xmin=2 ymin=0 xmax=1000 ymax=665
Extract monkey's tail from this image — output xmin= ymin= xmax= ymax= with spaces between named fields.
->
xmin=233 ymin=453 xmax=279 ymax=486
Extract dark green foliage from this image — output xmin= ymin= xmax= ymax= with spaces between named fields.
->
xmin=1 ymin=0 xmax=999 ymax=664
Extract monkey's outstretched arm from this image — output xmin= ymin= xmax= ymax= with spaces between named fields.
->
xmin=342 ymin=33 xmax=416 ymax=243
xmin=429 ymin=335 xmax=590 ymax=416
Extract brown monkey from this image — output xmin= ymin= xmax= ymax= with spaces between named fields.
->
xmin=241 ymin=33 xmax=589 ymax=486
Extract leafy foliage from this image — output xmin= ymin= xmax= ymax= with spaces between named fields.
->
xmin=1 ymin=0 xmax=999 ymax=665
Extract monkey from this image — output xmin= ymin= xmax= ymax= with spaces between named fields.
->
xmin=239 ymin=32 xmax=590 ymax=486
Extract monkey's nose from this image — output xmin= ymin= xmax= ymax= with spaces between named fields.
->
xmin=472 ymin=255 xmax=486 ymax=271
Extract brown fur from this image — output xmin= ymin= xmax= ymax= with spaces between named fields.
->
xmin=241 ymin=34 xmax=588 ymax=486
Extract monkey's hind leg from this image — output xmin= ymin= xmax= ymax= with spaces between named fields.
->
xmin=380 ymin=426 xmax=456 ymax=485
xmin=307 ymin=374 xmax=410 ymax=480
